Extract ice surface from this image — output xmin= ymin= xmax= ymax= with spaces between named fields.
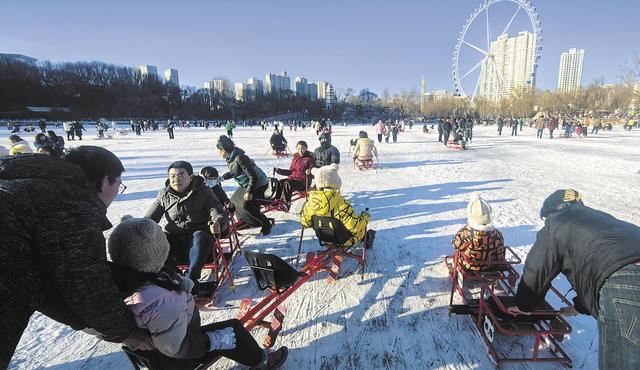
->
xmin=7 ymin=123 xmax=637 ymax=369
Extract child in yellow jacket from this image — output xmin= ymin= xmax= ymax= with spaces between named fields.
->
xmin=300 ymin=164 xmax=375 ymax=248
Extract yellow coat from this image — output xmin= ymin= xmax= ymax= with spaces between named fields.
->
xmin=300 ymin=188 xmax=369 ymax=247
xmin=9 ymin=141 xmax=33 ymax=156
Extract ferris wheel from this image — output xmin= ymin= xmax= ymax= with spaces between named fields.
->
xmin=452 ymin=0 xmax=542 ymax=101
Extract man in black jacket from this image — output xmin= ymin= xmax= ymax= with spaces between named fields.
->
xmin=313 ymin=132 xmax=340 ymax=168
xmin=0 ymin=147 xmax=152 ymax=369
xmin=509 ymin=189 xmax=640 ymax=369
xmin=145 ymin=161 xmax=229 ymax=296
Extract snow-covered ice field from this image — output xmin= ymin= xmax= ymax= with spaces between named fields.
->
xmin=5 ymin=123 xmax=639 ymax=369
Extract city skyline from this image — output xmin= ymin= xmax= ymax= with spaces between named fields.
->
xmin=1 ymin=0 xmax=637 ymax=95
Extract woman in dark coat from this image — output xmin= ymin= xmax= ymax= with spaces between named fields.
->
xmin=216 ymin=136 xmax=272 ymax=235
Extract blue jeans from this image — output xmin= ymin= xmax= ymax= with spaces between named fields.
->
xmin=166 ymin=230 xmax=213 ymax=282
xmin=598 ymin=263 xmax=640 ymax=369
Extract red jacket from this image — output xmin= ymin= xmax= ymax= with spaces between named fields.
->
xmin=288 ymin=152 xmax=315 ymax=182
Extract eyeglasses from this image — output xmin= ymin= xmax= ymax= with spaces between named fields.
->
xmin=118 ymin=183 xmax=127 ymax=194
xmin=169 ymin=173 xmax=187 ymax=180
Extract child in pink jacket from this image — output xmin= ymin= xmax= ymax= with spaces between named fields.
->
xmin=107 ymin=217 xmax=287 ymax=368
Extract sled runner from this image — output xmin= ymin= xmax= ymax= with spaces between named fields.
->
xmin=271 ymin=147 xmax=290 ymax=158
xmin=445 ymin=248 xmax=573 ymax=367
xmin=353 ymin=158 xmax=374 ymax=170
xmin=447 ymin=140 xmax=467 ymax=150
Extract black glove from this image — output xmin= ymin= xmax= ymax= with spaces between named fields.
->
xmin=226 ymin=202 xmax=236 ymax=214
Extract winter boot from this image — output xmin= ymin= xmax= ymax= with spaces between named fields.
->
xmin=251 ymin=347 xmax=288 ymax=370
xmin=192 ymin=281 xmax=217 ymax=299
xmin=260 ymin=220 xmax=273 ymax=236
xmin=364 ymin=229 xmax=376 ymax=249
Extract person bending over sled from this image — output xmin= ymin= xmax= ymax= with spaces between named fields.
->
xmin=107 ymin=217 xmax=288 ymax=369
xmin=300 ymin=164 xmax=375 ymax=248
xmin=452 ymin=194 xmax=505 ymax=271
xmin=507 ymin=189 xmax=640 ymax=370
xmin=352 ymin=131 xmax=378 ymax=165
xmin=273 ymin=140 xmax=314 ymax=209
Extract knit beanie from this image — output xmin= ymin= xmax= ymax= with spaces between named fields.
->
xmin=359 ymin=131 xmax=367 ymax=138
xmin=311 ymin=163 xmax=341 ymax=190
xmin=467 ymin=194 xmax=492 ymax=226
xmin=108 ymin=217 xmax=170 ymax=273
xmin=216 ymin=135 xmax=235 ymax=153
xmin=296 ymin=140 xmax=308 ymax=149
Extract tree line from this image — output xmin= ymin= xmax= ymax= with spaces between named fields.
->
xmin=0 ymin=59 xmax=331 ymax=120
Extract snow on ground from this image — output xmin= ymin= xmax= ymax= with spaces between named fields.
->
xmin=5 ymin=123 xmax=639 ymax=369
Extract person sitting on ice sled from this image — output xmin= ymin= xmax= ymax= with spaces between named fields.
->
xmin=107 ymin=217 xmax=289 ymax=369
xmin=145 ymin=161 xmax=229 ymax=298
xmin=198 ymin=166 xmax=235 ymax=214
xmin=300 ymin=163 xmax=375 ymax=248
xmin=452 ymin=195 xmax=505 ymax=271
xmin=352 ymin=131 xmax=378 ymax=165
xmin=269 ymin=128 xmax=288 ymax=153
xmin=506 ymin=189 xmax=640 ymax=370
xmin=272 ymin=140 xmax=315 ymax=209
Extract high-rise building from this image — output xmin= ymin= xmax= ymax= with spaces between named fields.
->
xmin=557 ymin=48 xmax=585 ymax=93
xmin=295 ymin=76 xmax=308 ymax=97
xmin=136 ymin=65 xmax=158 ymax=80
xmin=317 ymin=81 xmax=329 ymax=100
xmin=265 ymin=71 xmax=291 ymax=95
xmin=479 ymin=31 xmax=539 ymax=101
xmin=246 ymin=77 xmax=264 ymax=98
xmin=325 ymin=83 xmax=336 ymax=109
xmin=307 ymin=83 xmax=318 ymax=101
xmin=235 ymin=82 xmax=248 ymax=101
xmin=163 ymin=68 xmax=179 ymax=86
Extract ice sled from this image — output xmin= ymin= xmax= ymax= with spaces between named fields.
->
xmin=445 ymin=248 xmax=573 ymax=367
xmin=237 ymin=216 xmax=370 ymax=348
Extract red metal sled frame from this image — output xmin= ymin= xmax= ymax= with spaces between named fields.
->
xmin=446 ymin=248 xmax=521 ymax=308
xmin=238 ymin=250 xmax=336 ymax=331
xmin=446 ymin=248 xmax=573 ymax=367
xmin=176 ymin=212 xmax=245 ymax=295
xmin=240 ymin=227 xmax=368 ymax=332
xmin=475 ymin=284 xmax=572 ymax=367
xmin=446 ymin=140 xmax=466 ymax=150
xmin=353 ymin=158 xmax=375 ymax=170
xmin=272 ymin=148 xmax=290 ymax=158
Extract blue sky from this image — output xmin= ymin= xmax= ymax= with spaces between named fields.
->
xmin=1 ymin=0 xmax=637 ymax=95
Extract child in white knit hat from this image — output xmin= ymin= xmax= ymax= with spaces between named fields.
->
xmin=451 ymin=194 xmax=505 ymax=271
xmin=108 ymin=217 xmax=287 ymax=368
